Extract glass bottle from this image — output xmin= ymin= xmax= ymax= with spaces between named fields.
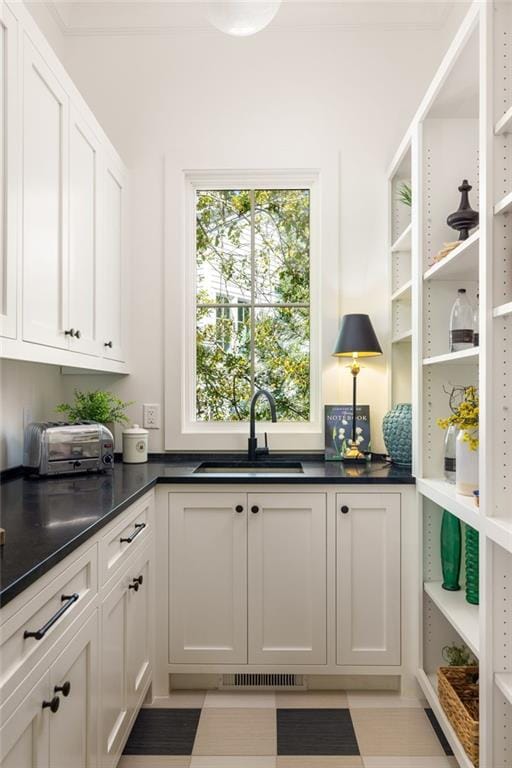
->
xmin=449 ymin=288 xmax=474 ymax=352
xmin=473 ymin=293 xmax=479 ymax=347
xmin=443 ymin=425 xmax=457 ymax=484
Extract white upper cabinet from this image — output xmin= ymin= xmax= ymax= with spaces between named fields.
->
xmin=0 ymin=5 xmax=18 ymax=340
xmin=98 ymin=153 xmax=126 ymax=362
xmin=1 ymin=0 xmax=128 ymax=370
xmin=248 ymin=493 xmax=327 ymax=665
xmin=68 ymin=105 xmax=102 ymax=357
xmin=336 ymin=492 xmax=401 ymax=666
xmin=22 ymin=36 xmax=69 ymax=350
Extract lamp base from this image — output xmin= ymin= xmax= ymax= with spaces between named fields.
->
xmin=342 ymin=444 xmax=370 ymax=463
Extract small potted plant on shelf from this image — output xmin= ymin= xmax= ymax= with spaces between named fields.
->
xmin=437 ymin=386 xmax=479 ymax=497
xmin=397 ymin=182 xmax=412 ymax=207
xmin=56 ymin=389 xmax=133 ymax=438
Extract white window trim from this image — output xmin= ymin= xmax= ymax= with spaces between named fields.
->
xmin=180 ymin=169 xmax=322 ymax=443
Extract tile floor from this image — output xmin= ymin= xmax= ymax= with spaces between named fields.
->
xmin=119 ymin=690 xmax=459 ymax=768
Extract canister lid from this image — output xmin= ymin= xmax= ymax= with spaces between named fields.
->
xmin=122 ymin=424 xmax=149 ymax=436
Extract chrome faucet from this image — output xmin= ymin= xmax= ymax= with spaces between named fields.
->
xmin=248 ymin=389 xmax=277 ymax=461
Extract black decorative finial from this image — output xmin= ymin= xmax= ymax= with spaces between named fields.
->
xmin=447 ymin=179 xmax=479 ymax=241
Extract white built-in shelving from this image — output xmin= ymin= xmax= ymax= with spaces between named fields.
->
xmin=422 ymin=348 xmax=479 ymax=367
xmin=423 ymin=231 xmax=480 ymax=282
xmin=388 ymin=3 xmax=512 ymax=765
xmin=424 ymin=581 xmax=479 ymax=656
xmin=417 ymin=478 xmax=480 ymax=530
xmin=391 ymin=222 xmax=412 ymax=253
xmin=495 ymin=105 xmax=512 ymax=135
xmin=494 ymin=190 xmax=512 ymax=216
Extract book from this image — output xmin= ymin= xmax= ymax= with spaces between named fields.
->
xmin=324 ymin=404 xmax=371 ymax=460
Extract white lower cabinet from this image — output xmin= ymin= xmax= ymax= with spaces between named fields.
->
xmin=100 ymin=545 xmax=153 ymax=768
xmin=248 ymin=493 xmax=327 ymax=664
xmin=168 ymin=491 xmax=327 ymax=666
xmin=0 ymin=611 xmax=98 ymax=768
xmin=169 ymin=492 xmax=247 ymax=664
xmin=336 ymin=492 xmax=401 ymax=666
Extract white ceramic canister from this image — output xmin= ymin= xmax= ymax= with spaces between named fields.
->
xmin=122 ymin=424 xmax=149 ymax=463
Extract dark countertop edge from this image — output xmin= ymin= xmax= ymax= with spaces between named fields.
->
xmin=0 ymin=464 xmax=415 ymax=608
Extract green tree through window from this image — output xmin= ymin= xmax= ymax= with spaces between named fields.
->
xmin=196 ymin=188 xmax=310 ymax=422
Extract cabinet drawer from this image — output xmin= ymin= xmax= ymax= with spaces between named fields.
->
xmin=0 ymin=544 xmax=97 ymax=703
xmin=99 ymin=492 xmax=153 ymax=587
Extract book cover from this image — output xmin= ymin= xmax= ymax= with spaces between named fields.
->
xmin=324 ymin=404 xmax=371 ymax=460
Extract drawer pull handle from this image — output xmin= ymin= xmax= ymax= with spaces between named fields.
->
xmin=120 ymin=522 xmax=146 ymax=544
xmin=24 ymin=593 xmax=79 ymax=641
xmin=54 ymin=681 xmax=71 ymax=697
xmin=42 ymin=696 xmax=60 ymax=714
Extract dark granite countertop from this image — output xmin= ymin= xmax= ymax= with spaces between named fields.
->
xmin=0 ymin=456 xmax=414 ymax=607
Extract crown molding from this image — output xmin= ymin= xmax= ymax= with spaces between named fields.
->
xmin=43 ymin=0 xmax=455 ymax=37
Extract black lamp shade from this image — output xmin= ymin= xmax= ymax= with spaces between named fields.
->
xmin=332 ymin=314 xmax=382 ymax=358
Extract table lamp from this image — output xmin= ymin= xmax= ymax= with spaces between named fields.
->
xmin=332 ymin=313 xmax=383 ymax=462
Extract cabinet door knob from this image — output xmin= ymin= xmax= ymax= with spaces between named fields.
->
xmin=104 ymin=340 xmax=113 ymax=348
xmin=133 ymin=575 xmax=143 ymax=586
xmin=251 ymin=505 xmax=259 ymax=514
xmin=341 ymin=505 xmax=349 ymax=514
xmin=128 ymin=581 xmax=139 ymax=592
xmin=42 ymin=696 xmax=60 ymax=713
xmin=64 ymin=328 xmax=75 ymax=337
xmin=74 ymin=329 xmax=81 ymax=339
xmin=54 ymin=681 xmax=71 ymax=697
xmin=235 ymin=505 xmax=244 ymax=513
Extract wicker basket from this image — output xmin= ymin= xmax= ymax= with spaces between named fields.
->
xmin=438 ymin=666 xmax=479 ymax=766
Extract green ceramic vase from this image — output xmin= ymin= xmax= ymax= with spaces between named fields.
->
xmin=441 ymin=510 xmax=461 ymax=591
xmin=465 ymin=524 xmax=479 ymax=605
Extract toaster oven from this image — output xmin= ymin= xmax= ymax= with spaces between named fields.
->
xmin=23 ymin=422 xmax=114 ymax=476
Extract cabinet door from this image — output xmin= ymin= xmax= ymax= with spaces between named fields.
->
xmin=248 ymin=493 xmax=327 ymax=664
xmin=68 ymin=105 xmax=101 ymax=357
xmin=98 ymin=154 xmax=125 ymax=361
xmin=0 ymin=4 xmax=18 ymax=339
xmin=49 ymin=611 xmax=98 ymax=768
xmin=0 ymin=670 xmax=50 ymax=768
xmin=169 ymin=492 xmax=247 ymax=664
xmin=336 ymin=493 xmax=401 ymax=666
xmin=126 ymin=548 xmax=152 ymax=713
xmin=22 ymin=36 xmax=69 ymax=349
xmin=99 ymin=574 xmax=129 ymax=768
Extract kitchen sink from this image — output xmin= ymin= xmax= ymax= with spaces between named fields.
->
xmin=194 ymin=461 xmax=304 ymax=475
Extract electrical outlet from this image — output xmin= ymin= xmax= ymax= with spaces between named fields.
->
xmin=143 ymin=403 xmax=160 ymax=429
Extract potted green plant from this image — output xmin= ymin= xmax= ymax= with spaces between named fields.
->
xmin=397 ymin=182 xmax=412 ymax=207
xmin=56 ymin=389 xmax=133 ymax=437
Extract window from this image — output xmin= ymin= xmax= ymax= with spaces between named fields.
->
xmin=195 ymin=187 xmax=311 ymax=423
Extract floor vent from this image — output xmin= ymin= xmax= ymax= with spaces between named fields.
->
xmin=221 ymin=673 xmax=305 ymax=689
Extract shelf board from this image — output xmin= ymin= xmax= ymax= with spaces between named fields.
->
xmin=495 ymin=106 xmax=512 ymax=135
xmin=392 ymin=329 xmax=412 ymax=344
xmin=422 ymin=348 xmax=479 ymax=366
xmin=495 ymin=673 xmax=512 ymax=707
xmin=424 ymin=581 xmax=479 ymax=656
xmin=486 ymin=517 xmax=512 ymax=556
xmin=417 ymin=669 xmax=477 ymax=768
xmin=493 ymin=302 xmax=512 ymax=319
xmin=495 ymin=190 xmax=512 ymax=216
xmin=391 ymin=223 xmax=412 ymax=253
xmin=418 ymin=477 xmax=480 ymax=530
xmin=391 ymin=280 xmax=412 ymax=303
xmin=423 ymin=230 xmax=479 ymax=282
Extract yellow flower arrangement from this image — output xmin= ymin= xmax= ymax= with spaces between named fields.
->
xmin=437 ymin=385 xmax=479 ymax=451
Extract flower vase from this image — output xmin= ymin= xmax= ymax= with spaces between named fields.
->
xmin=455 ymin=430 xmax=478 ymax=496
xmin=440 ymin=510 xmax=461 ymax=591
xmin=382 ymin=403 xmax=412 ymax=467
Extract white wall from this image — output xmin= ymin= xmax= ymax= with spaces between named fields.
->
xmin=1 ymin=3 xmax=468 ymax=465
xmin=0 ymin=360 xmax=65 ymax=469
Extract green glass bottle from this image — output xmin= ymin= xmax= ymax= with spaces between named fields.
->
xmin=441 ymin=510 xmax=461 ymax=591
xmin=465 ymin=525 xmax=479 ymax=605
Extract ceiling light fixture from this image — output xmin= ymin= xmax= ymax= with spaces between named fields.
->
xmin=207 ymin=1 xmax=281 ymax=36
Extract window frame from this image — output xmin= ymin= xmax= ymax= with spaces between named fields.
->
xmin=182 ymin=169 xmax=322 ymax=439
